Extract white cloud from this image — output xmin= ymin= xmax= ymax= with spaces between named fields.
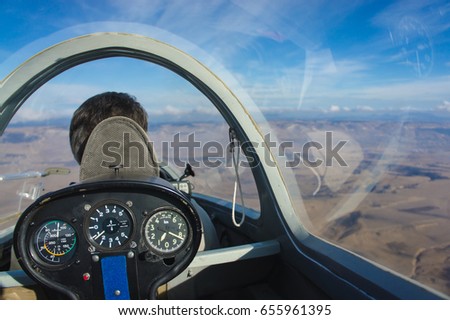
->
xmin=230 ymin=47 xmax=375 ymax=112
xmin=151 ymin=105 xmax=185 ymax=116
xmin=297 ymin=75 xmax=450 ymax=107
xmin=11 ymin=83 xmax=104 ymax=123
xmin=329 ymin=105 xmax=340 ymax=112
xmin=353 ymin=76 xmax=450 ymax=101
xmin=4 ymin=1 xmax=447 ymax=123
xmin=297 ymin=50 xmax=369 ymax=78
xmin=149 ymin=104 xmax=219 ymax=117
xmin=108 ymin=0 xmax=168 ymax=22
xmin=34 ymin=83 xmax=102 ymax=105
xmin=356 ymin=105 xmax=374 ymax=112
xmin=106 ymin=0 xmax=268 ymax=48
xmin=436 ymin=100 xmax=450 ymax=111
xmin=373 ymin=0 xmax=450 ymax=38
xmin=334 ymin=59 xmax=370 ymax=76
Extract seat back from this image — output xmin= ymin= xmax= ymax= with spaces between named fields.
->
xmin=80 ymin=116 xmax=159 ymax=181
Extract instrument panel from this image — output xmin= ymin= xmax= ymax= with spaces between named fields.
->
xmin=14 ymin=178 xmax=202 ymax=299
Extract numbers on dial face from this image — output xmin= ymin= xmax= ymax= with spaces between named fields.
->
xmin=144 ymin=208 xmax=189 ymax=256
xmin=86 ymin=202 xmax=133 ymax=250
xmin=34 ymin=220 xmax=77 ymax=265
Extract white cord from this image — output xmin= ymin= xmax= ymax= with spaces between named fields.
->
xmin=230 ymin=130 xmax=245 ymax=227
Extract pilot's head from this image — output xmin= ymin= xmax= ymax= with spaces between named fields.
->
xmin=69 ymin=92 xmax=148 ymax=164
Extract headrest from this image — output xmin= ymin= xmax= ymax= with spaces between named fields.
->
xmin=80 ymin=116 xmax=159 ymax=181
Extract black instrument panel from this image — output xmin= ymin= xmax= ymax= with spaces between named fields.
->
xmin=14 ymin=177 xmax=202 ymax=299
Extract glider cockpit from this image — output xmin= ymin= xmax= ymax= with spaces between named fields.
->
xmin=0 ymin=33 xmax=445 ymax=300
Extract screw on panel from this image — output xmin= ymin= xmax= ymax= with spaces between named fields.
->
xmin=114 ymin=290 xmax=121 ymax=296
xmin=92 ymin=255 xmax=99 ymax=262
xmin=126 ymin=201 xmax=133 ymax=207
xmin=127 ymin=251 xmax=135 ymax=259
xmin=84 ymin=204 xmax=91 ymax=211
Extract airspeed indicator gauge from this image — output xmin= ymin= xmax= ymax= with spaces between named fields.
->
xmin=143 ymin=208 xmax=190 ymax=257
xmin=33 ymin=220 xmax=77 ymax=265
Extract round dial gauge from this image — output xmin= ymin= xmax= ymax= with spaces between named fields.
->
xmin=144 ymin=208 xmax=190 ymax=256
xmin=34 ymin=220 xmax=77 ymax=265
xmin=86 ymin=202 xmax=133 ymax=250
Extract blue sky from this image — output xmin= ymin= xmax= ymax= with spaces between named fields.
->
xmin=0 ymin=0 xmax=449 ymax=122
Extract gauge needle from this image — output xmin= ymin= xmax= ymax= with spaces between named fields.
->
xmin=93 ymin=230 xmax=105 ymax=240
xmin=168 ymin=231 xmax=184 ymax=240
xmin=160 ymin=232 xmax=167 ymax=241
xmin=57 ymin=222 xmax=60 ymax=238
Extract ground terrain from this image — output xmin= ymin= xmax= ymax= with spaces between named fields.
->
xmin=1 ymin=119 xmax=449 ymax=295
